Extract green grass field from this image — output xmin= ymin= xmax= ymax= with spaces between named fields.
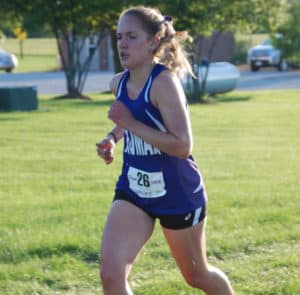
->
xmin=0 ymin=89 xmax=299 ymax=294
xmin=1 ymin=38 xmax=58 ymax=72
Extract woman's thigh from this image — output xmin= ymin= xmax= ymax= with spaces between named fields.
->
xmin=162 ymin=219 xmax=208 ymax=277
xmin=100 ymin=200 xmax=155 ymax=272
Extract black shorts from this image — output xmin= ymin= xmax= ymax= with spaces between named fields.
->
xmin=113 ymin=189 xmax=206 ymax=230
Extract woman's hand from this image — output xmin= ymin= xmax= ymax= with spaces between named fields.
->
xmin=96 ymin=136 xmax=115 ymax=165
xmin=108 ymin=100 xmax=135 ymax=130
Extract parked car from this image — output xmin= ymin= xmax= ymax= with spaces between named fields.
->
xmin=0 ymin=49 xmax=18 ymax=73
xmin=247 ymin=40 xmax=287 ymax=72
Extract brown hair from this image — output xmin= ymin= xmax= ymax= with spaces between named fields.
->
xmin=120 ymin=6 xmax=195 ymax=79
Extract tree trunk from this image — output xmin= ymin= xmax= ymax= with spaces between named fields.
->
xmin=200 ymin=61 xmax=210 ymax=97
xmin=54 ymin=27 xmax=105 ymax=99
xmin=185 ymin=40 xmax=206 ymax=103
xmin=110 ymin=30 xmax=122 ymax=73
xmin=200 ymin=32 xmax=222 ymax=96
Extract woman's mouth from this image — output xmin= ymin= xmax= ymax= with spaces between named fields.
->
xmin=119 ymin=52 xmax=129 ymax=61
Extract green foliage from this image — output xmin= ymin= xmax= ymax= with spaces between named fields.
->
xmin=0 ymin=6 xmax=22 ymax=37
xmin=272 ymin=0 xmax=300 ymax=63
xmin=232 ymin=39 xmax=249 ymax=64
xmin=154 ymin=0 xmax=284 ymax=36
xmin=23 ymin=16 xmax=53 ymax=38
xmin=0 ymin=90 xmax=300 ymax=294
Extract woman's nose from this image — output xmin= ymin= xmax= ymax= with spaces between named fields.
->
xmin=118 ymin=38 xmax=128 ymax=48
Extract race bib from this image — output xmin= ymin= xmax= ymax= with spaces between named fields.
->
xmin=128 ymin=166 xmax=166 ymax=198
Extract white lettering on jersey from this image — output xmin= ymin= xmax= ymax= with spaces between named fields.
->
xmin=124 ymin=131 xmax=161 ymax=156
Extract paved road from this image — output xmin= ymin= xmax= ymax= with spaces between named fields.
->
xmin=0 ymin=68 xmax=299 ymax=95
xmin=237 ymin=69 xmax=300 ymax=91
xmin=0 ymin=71 xmax=113 ymax=95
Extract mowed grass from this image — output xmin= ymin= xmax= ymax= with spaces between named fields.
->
xmin=0 ymin=89 xmax=299 ymax=294
xmin=1 ymin=38 xmax=58 ymax=72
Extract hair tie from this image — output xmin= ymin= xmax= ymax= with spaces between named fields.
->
xmin=164 ymin=15 xmax=173 ymax=23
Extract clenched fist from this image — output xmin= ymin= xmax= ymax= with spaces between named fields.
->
xmin=96 ymin=136 xmax=115 ymax=165
xmin=108 ymin=100 xmax=135 ymax=130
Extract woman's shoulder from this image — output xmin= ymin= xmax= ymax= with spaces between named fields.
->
xmin=109 ymin=70 xmax=127 ymax=95
xmin=151 ymin=67 xmax=185 ymax=106
xmin=152 ymin=67 xmax=181 ymax=93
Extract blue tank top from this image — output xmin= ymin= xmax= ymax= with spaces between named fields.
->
xmin=115 ymin=63 xmax=207 ymax=215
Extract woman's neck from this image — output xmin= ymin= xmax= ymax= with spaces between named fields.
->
xmin=129 ymin=62 xmax=156 ymax=87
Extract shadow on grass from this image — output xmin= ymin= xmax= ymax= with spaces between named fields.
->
xmin=0 ymin=243 xmax=99 ymax=264
xmin=188 ymin=93 xmax=253 ymax=105
xmin=0 ymin=107 xmax=41 ymax=118
xmin=38 ymin=97 xmax=113 ymax=111
xmin=0 ymin=114 xmax=25 ymax=121
xmin=68 ymin=98 xmax=113 ymax=108
xmin=214 ymin=93 xmax=252 ymax=103
xmin=27 ymin=243 xmax=99 ymax=263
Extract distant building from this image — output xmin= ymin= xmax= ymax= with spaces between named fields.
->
xmin=195 ymin=32 xmax=235 ymax=63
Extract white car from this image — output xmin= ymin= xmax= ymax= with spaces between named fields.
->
xmin=247 ymin=40 xmax=287 ymax=72
xmin=0 ymin=49 xmax=18 ymax=73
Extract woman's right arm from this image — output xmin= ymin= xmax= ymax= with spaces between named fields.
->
xmin=96 ymin=73 xmax=124 ymax=164
xmin=108 ymin=72 xmax=125 ymax=142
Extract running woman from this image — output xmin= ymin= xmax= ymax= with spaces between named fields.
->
xmin=96 ymin=6 xmax=234 ymax=295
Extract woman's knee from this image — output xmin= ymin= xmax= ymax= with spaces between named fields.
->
xmin=183 ymin=266 xmax=233 ymax=294
xmin=183 ymin=268 xmax=210 ymax=290
xmin=100 ymin=268 xmax=114 ymax=289
xmin=100 ymin=260 xmax=128 ymax=289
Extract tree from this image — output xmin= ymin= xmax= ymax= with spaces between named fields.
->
xmin=272 ymin=0 xmax=300 ymax=67
xmin=28 ymin=0 xmax=121 ymax=98
xmin=13 ymin=27 xmax=27 ymax=59
xmin=0 ymin=2 xmax=22 ymax=38
xmin=2 ymin=0 xmax=125 ymax=99
xmin=157 ymin=0 xmax=285 ymax=101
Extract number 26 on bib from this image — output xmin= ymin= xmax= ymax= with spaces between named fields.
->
xmin=128 ymin=166 xmax=166 ymax=198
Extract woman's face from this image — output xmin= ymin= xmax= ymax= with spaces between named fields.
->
xmin=117 ymin=14 xmax=153 ymax=69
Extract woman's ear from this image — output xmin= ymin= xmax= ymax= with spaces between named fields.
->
xmin=150 ymin=36 xmax=160 ymax=51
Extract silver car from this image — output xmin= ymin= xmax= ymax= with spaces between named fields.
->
xmin=0 ymin=49 xmax=18 ymax=73
xmin=247 ymin=40 xmax=287 ymax=72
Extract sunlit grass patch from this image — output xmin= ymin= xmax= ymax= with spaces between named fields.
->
xmin=0 ymin=90 xmax=299 ymax=294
